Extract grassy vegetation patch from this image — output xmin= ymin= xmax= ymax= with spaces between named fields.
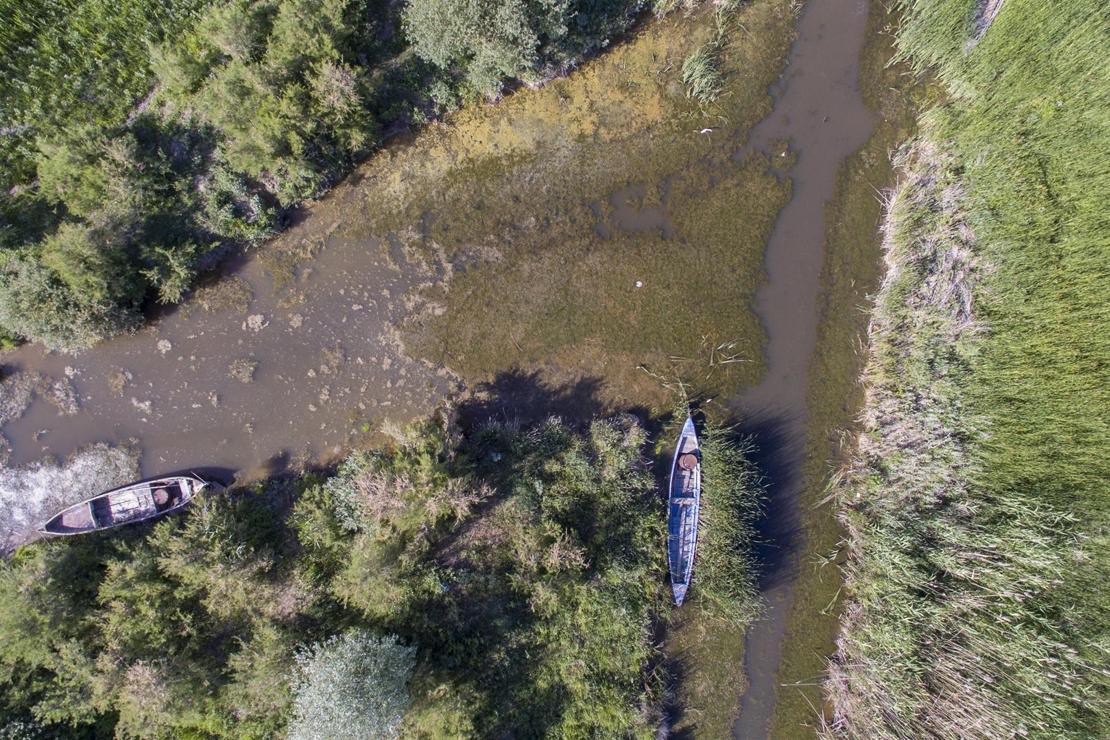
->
xmin=824 ymin=1 xmax=1109 ymax=735
xmin=326 ymin=0 xmax=800 ymax=412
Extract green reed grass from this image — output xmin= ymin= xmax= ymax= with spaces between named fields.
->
xmin=828 ymin=1 xmax=1110 ymax=734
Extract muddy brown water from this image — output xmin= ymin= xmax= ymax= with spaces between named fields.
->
xmin=2 ymin=212 xmax=453 ymax=480
xmin=731 ymin=1 xmax=875 ymax=737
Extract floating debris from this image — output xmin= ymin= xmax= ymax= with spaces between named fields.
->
xmin=229 ymin=358 xmax=259 ymax=384
xmin=243 ymin=314 xmax=269 ymax=332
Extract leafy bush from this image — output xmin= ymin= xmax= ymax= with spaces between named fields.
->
xmin=403 ymin=0 xmax=555 ymax=94
xmin=287 ymin=631 xmax=415 ymax=740
xmin=0 ymin=250 xmax=139 ymax=352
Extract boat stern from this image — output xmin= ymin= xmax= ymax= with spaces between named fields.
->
xmin=672 ymin=582 xmax=688 ymax=606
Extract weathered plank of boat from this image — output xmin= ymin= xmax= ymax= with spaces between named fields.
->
xmin=39 ymin=475 xmax=216 ymax=536
xmin=667 ymin=415 xmax=701 ymax=606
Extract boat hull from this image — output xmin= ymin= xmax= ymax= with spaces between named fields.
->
xmin=667 ymin=416 xmax=701 ymax=606
xmin=39 ymin=475 xmax=215 ymax=536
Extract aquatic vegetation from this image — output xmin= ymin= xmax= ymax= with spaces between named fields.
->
xmin=383 ymin=0 xmax=798 ymax=411
xmin=0 ymin=442 xmax=140 ymax=551
xmin=828 ymin=133 xmax=1108 ymax=736
xmin=692 ymin=419 xmax=763 ymax=628
xmin=228 ymin=357 xmax=258 ymax=384
xmin=682 ymin=42 xmax=724 ymax=103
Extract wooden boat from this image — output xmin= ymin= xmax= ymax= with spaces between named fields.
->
xmin=39 ymin=475 xmax=215 ymax=536
xmin=667 ymin=415 xmax=701 ymax=606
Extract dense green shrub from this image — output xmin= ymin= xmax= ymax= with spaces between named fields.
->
xmin=0 ymin=249 xmax=139 ymax=352
xmin=0 ymin=413 xmax=718 ymax=735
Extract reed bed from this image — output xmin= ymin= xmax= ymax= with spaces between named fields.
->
xmin=827 ymin=132 xmax=1107 ymax=738
xmin=830 ymin=3 xmax=1109 ymax=733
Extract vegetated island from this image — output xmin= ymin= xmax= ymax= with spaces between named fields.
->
xmin=0 ymin=409 xmax=763 ymax=736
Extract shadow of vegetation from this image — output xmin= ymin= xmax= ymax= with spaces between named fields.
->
xmin=735 ymin=410 xmax=801 ymax=593
xmin=458 ymin=367 xmax=628 ymax=431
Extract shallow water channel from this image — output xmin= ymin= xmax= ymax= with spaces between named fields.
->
xmin=730 ymin=0 xmax=874 ymax=736
xmin=1 ymin=0 xmax=878 ymax=731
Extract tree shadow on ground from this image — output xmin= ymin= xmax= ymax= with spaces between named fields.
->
xmin=457 ymin=367 xmax=653 ymax=433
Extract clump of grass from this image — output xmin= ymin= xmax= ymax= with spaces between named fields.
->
xmin=682 ymin=42 xmax=724 ymax=103
xmin=107 ymin=368 xmax=131 ymax=397
xmin=693 ymin=415 xmax=763 ymax=627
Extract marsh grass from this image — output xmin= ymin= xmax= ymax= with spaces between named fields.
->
xmin=385 ymin=0 xmax=799 ymax=411
xmin=828 ymin=136 xmax=1107 ymax=737
xmin=693 ymin=419 xmax=763 ymax=627
xmin=682 ymin=42 xmax=724 ymax=104
xmin=829 ymin=2 xmax=1110 ymax=733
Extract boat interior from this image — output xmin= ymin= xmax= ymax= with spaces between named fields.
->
xmin=44 ymin=479 xmax=190 ymax=534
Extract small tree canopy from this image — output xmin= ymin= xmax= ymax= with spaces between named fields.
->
xmin=287 ymin=631 xmax=416 ymax=740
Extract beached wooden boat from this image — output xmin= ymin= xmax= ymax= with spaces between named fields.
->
xmin=39 ymin=475 xmax=215 ymax=536
xmin=667 ymin=415 xmax=701 ymax=606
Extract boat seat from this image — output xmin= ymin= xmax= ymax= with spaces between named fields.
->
xmin=672 ymin=496 xmax=697 ymax=503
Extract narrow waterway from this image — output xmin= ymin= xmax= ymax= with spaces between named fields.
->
xmin=732 ymin=1 xmax=874 ymax=736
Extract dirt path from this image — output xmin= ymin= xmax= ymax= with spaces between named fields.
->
xmin=731 ymin=1 xmax=875 ymax=736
